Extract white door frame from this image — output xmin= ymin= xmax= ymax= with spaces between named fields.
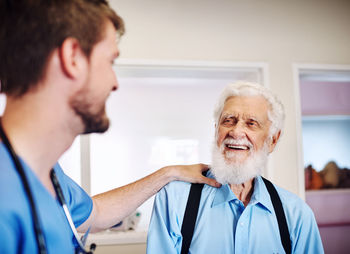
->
xmin=292 ymin=63 xmax=350 ymax=199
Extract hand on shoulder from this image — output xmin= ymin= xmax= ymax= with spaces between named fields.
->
xmin=164 ymin=163 xmax=221 ymax=188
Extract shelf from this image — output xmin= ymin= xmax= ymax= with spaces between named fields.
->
xmin=306 ymin=188 xmax=350 ymax=195
xmin=85 ymin=230 xmax=147 ymax=246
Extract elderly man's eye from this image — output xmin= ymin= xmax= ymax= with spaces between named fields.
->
xmin=247 ymin=121 xmax=258 ymax=127
xmin=222 ymin=118 xmax=233 ymax=124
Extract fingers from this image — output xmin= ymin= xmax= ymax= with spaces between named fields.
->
xmin=200 ymin=176 xmax=222 ymax=188
xmin=168 ymin=163 xmax=220 ymax=187
xmin=189 ymin=164 xmax=220 ymax=188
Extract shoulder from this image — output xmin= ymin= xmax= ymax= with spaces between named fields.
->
xmin=0 ymin=144 xmax=26 ymax=206
xmin=270 ymin=184 xmax=323 ymax=252
xmin=159 ymin=180 xmax=192 ymax=202
xmin=273 ymin=184 xmax=317 ymax=232
xmin=160 ymin=170 xmax=217 ymax=201
xmin=0 ymin=145 xmax=30 ymax=234
xmin=155 ymin=170 xmax=218 ymax=214
xmin=275 ymin=185 xmax=312 ymax=214
xmin=53 ymin=163 xmax=93 ymax=227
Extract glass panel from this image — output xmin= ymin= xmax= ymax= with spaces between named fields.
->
xmin=302 ymin=117 xmax=350 ymax=171
xmin=90 ymin=65 xmax=262 ymax=230
xmin=300 ymin=70 xmax=350 ymax=190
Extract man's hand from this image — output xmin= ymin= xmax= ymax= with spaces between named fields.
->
xmin=166 ymin=163 xmax=221 ymax=188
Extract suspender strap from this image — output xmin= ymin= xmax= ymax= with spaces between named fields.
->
xmin=262 ymin=177 xmax=291 ymax=254
xmin=180 ymin=171 xmax=207 ymax=254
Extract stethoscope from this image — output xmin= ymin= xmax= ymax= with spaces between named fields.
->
xmin=0 ymin=120 xmax=96 ymax=254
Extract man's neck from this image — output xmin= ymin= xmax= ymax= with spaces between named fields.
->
xmin=229 ymin=178 xmax=255 ymax=207
xmin=1 ymin=94 xmax=81 ymax=189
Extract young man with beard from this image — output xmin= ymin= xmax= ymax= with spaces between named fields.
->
xmin=0 ymin=1 xmax=219 ymax=253
xmin=147 ymin=82 xmax=324 ymax=254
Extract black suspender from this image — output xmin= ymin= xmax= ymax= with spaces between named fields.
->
xmin=180 ymin=176 xmax=291 ymax=254
xmin=180 ymin=171 xmax=207 ymax=254
xmin=262 ymin=177 xmax=291 ymax=254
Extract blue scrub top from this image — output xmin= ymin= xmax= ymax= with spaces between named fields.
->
xmin=0 ymin=143 xmax=93 ymax=253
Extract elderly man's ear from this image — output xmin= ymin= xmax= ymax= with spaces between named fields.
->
xmin=268 ymin=130 xmax=281 ymax=153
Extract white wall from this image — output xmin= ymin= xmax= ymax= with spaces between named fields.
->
xmin=110 ymin=0 xmax=350 ymax=196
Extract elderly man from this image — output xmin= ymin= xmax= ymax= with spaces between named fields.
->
xmin=147 ymin=82 xmax=324 ymax=254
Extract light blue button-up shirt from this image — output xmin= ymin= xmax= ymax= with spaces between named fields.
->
xmin=147 ymin=171 xmax=324 ymax=254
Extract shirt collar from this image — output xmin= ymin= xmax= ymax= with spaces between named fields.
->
xmin=250 ymin=176 xmax=274 ymax=213
xmin=211 ymin=175 xmax=274 ymax=213
xmin=211 ymin=183 xmax=236 ymax=207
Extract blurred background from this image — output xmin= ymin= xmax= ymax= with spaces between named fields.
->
xmin=1 ymin=0 xmax=349 ymax=253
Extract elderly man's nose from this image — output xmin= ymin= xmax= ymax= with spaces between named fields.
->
xmin=228 ymin=125 xmax=245 ymax=138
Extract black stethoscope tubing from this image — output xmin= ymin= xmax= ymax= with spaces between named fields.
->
xmin=0 ymin=121 xmax=47 ymax=254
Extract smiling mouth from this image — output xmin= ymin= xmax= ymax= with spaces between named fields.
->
xmin=225 ymin=144 xmax=250 ymax=151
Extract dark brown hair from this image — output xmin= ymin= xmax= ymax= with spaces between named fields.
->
xmin=0 ymin=0 xmax=124 ymax=97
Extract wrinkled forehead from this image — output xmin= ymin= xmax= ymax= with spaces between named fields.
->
xmin=220 ymin=95 xmax=270 ymax=119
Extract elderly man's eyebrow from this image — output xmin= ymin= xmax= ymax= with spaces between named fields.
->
xmin=247 ymin=116 xmax=259 ymax=122
xmin=221 ymin=113 xmax=236 ymax=119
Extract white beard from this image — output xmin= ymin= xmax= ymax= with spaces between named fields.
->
xmin=210 ymin=138 xmax=269 ymax=185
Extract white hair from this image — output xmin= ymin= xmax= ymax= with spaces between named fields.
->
xmin=213 ymin=81 xmax=285 ymax=137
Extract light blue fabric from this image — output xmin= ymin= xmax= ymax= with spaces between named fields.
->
xmin=0 ymin=143 xmax=93 ymax=254
xmin=147 ymin=171 xmax=324 ymax=254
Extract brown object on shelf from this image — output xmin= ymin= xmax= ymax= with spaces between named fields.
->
xmin=320 ymin=161 xmax=340 ymax=188
xmin=338 ymin=168 xmax=350 ymax=188
xmin=305 ymin=165 xmax=323 ymax=190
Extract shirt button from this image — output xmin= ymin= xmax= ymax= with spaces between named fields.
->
xmin=240 ymin=222 xmax=244 ymax=227
xmin=235 ymin=200 xmax=240 ymax=205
